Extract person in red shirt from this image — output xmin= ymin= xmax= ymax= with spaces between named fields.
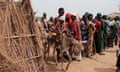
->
xmin=94 ymin=13 xmax=105 ymax=55
xmin=71 ymin=14 xmax=83 ymax=61
xmin=71 ymin=15 xmax=80 ymax=40
xmin=64 ymin=13 xmax=74 ymax=35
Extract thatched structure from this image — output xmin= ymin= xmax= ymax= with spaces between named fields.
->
xmin=0 ymin=0 xmax=45 ymax=72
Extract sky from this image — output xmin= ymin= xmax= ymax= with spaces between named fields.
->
xmin=31 ymin=0 xmax=120 ymax=18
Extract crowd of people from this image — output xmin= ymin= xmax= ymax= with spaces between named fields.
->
xmin=36 ymin=7 xmax=120 ymax=71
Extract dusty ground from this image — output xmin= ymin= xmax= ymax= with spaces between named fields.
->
xmin=46 ymin=46 xmax=118 ymax=72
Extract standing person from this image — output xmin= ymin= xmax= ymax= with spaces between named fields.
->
xmin=116 ymin=44 xmax=120 ymax=72
xmin=109 ymin=18 xmax=116 ymax=47
xmin=55 ymin=7 xmax=65 ymax=61
xmin=107 ymin=17 xmax=113 ymax=47
xmin=99 ymin=14 xmax=106 ymax=54
xmin=115 ymin=16 xmax=120 ymax=29
xmin=64 ymin=12 xmax=73 ymax=33
xmin=81 ymin=14 xmax=88 ymax=41
xmin=101 ymin=15 xmax=108 ymax=50
xmin=106 ymin=17 xmax=111 ymax=47
xmin=71 ymin=14 xmax=82 ymax=61
xmin=94 ymin=13 xmax=104 ymax=55
xmin=47 ymin=16 xmax=54 ymax=31
xmin=71 ymin=15 xmax=80 ymax=40
xmin=87 ymin=13 xmax=96 ymax=56
xmin=41 ymin=12 xmax=48 ymax=32
xmin=55 ymin=7 xmax=65 ymax=32
xmin=115 ymin=16 xmax=120 ymax=46
xmin=117 ymin=17 xmax=120 ymax=51
xmin=81 ymin=13 xmax=89 ymax=57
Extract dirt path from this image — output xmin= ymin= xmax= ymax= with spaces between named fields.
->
xmin=46 ymin=46 xmax=117 ymax=72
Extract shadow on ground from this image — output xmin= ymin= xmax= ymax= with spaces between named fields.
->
xmin=46 ymin=63 xmax=60 ymax=72
xmin=46 ymin=62 xmax=67 ymax=72
xmin=45 ymin=56 xmax=66 ymax=72
xmin=94 ymin=67 xmax=115 ymax=72
xmin=105 ymin=49 xmax=116 ymax=53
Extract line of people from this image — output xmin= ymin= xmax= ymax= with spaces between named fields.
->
xmin=36 ymin=8 xmax=120 ymax=66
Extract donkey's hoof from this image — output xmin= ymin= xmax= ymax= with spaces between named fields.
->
xmin=61 ymin=68 xmax=65 ymax=71
xmin=66 ymin=67 xmax=69 ymax=70
xmin=55 ymin=63 xmax=58 ymax=66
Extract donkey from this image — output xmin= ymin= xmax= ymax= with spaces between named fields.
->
xmin=61 ymin=31 xmax=83 ymax=71
xmin=56 ymin=30 xmax=74 ymax=71
xmin=56 ymin=30 xmax=82 ymax=71
xmin=45 ymin=27 xmax=82 ymax=71
xmin=44 ymin=28 xmax=72 ymax=69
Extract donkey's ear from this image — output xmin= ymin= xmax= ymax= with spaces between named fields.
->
xmin=62 ymin=30 xmax=67 ymax=34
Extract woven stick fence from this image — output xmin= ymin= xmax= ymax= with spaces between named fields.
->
xmin=0 ymin=0 xmax=45 ymax=72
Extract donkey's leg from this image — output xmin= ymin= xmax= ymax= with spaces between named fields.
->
xmin=61 ymin=52 xmax=64 ymax=71
xmin=53 ymin=43 xmax=58 ymax=65
xmin=44 ymin=39 xmax=49 ymax=60
xmin=47 ymin=41 xmax=50 ymax=62
xmin=44 ymin=43 xmax=47 ymax=61
xmin=66 ymin=50 xmax=72 ymax=70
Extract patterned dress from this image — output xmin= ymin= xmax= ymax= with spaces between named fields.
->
xmin=88 ymin=21 xmax=95 ymax=55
